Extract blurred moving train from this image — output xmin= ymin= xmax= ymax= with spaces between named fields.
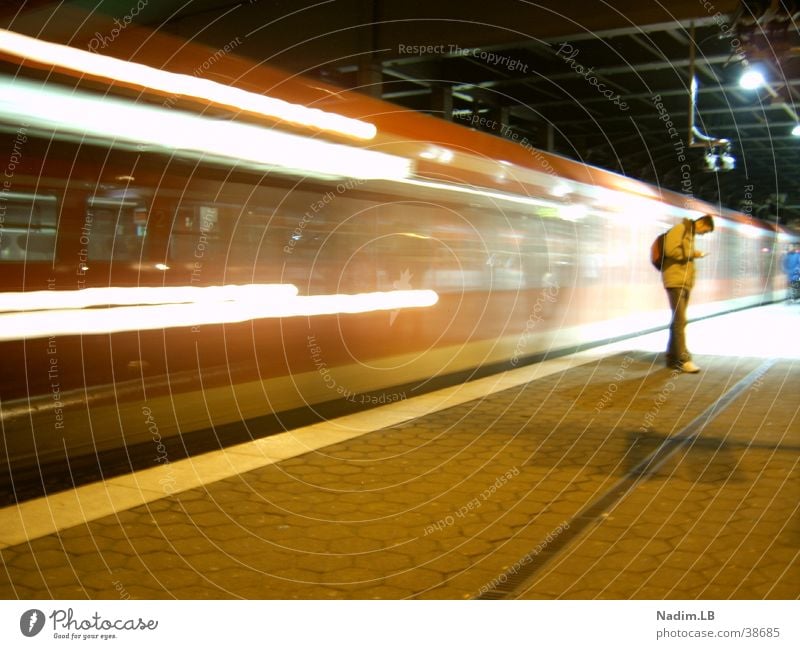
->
xmin=0 ymin=23 xmax=796 ymax=478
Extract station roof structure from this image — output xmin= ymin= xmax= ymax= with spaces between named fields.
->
xmin=4 ymin=0 xmax=799 ymax=227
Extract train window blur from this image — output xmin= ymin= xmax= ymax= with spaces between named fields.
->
xmin=374 ymin=202 xmax=486 ymax=291
xmin=169 ymin=204 xmax=220 ymax=263
xmin=85 ymin=191 xmax=148 ymax=262
xmin=0 ymin=130 xmax=583 ymax=294
xmin=512 ymin=211 xmax=551 ymax=289
xmin=0 ymin=192 xmax=58 ymax=262
xmin=538 ymin=212 xmax=579 ymax=289
xmin=283 ymin=194 xmax=380 ymax=294
xmin=17 ymin=131 xmax=779 ymax=303
xmin=228 ymin=205 xmax=266 ymax=253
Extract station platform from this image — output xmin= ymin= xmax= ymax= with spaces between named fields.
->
xmin=1 ymin=302 xmax=798 ymax=600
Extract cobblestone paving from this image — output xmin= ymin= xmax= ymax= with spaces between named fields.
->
xmin=520 ymin=360 xmax=799 ymax=599
xmin=1 ymin=353 xmax=796 ymax=599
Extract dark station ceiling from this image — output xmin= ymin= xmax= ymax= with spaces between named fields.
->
xmin=3 ymin=0 xmax=800 ymax=227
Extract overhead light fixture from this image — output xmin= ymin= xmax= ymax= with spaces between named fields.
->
xmin=739 ymin=68 xmax=766 ymax=90
xmin=0 ymin=28 xmax=377 ymax=140
xmin=702 ymin=145 xmax=735 ymax=173
xmin=718 ymin=150 xmax=736 ymax=171
xmin=702 ymin=151 xmax=720 ymax=172
xmin=687 ymin=53 xmax=731 ymax=151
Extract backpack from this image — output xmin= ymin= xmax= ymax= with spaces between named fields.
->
xmin=650 ymin=232 xmax=666 ymax=270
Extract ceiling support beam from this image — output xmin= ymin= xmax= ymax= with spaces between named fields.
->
xmin=430 ymin=84 xmax=454 ymax=120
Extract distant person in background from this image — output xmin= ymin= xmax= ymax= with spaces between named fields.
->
xmin=661 ymin=214 xmax=715 ymax=373
xmin=784 ymin=246 xmax=800 ymax=302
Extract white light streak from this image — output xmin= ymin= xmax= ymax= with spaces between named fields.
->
xmin=0 ymin=288 xmax=439 ymax=341
xmin=396 ymin=177 xmax=562 ymax=211
xmin=0 ymin=28 xmax=377 ymax=140
xmin=0 ymin=78 xmax=412 ymax=181
xmin=0 ymin=284 xmax=298 ymax=313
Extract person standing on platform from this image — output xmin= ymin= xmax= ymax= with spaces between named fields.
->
xmin=661 ymin=214 xmax=715 ymax=373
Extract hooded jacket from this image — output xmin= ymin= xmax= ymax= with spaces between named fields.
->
xmin=661 ymin=218 xmax=697 ymax=289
